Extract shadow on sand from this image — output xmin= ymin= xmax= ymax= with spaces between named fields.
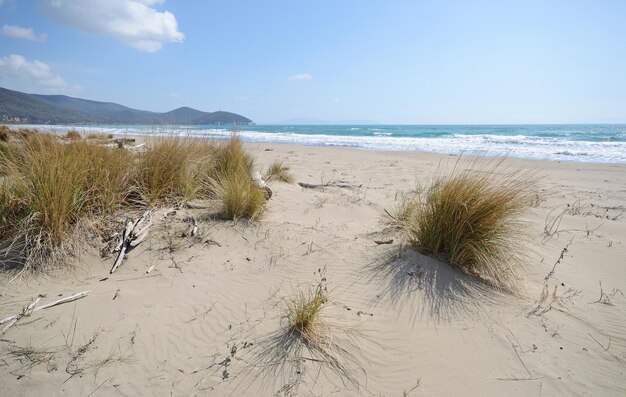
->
xmin=361 ymin=245 xmax=505 ymax=324
xmin=233 ymin=316 xmax=365 ymax=396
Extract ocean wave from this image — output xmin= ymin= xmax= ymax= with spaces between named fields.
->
xmin=15 ymin=124 xmax=626 ymax=163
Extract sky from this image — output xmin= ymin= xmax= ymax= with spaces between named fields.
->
xmin=1 ymin=0 xmax=626 ymax=124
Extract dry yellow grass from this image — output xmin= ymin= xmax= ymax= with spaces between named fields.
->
xmin=132 ymin=138 xmax=214 ymax=206
xmin=0 ymin=131 xmax=264 ymax=272
xmin=209 ymin=166 xmax=265 ymax=220
xmin=0 ymin=134 xmax=135 ymax=270
xmin=287 ymin=283 xmax=327 ymax=343
xmin=393 ymin=157 xmax=535 ymax=291
xmin=264 ymin=160 xmax=294 ymax=183
xmin=66 ymin=129 xmax=81 ymax=140
xmin=0 ymin=125 xmax=9 ymax=142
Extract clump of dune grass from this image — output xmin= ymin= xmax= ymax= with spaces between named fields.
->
xmin=209 ymin=135 xmax=254 ymax=180
xmin=76 ymin=141 xmax=133 ymax=213
xmin=390 ymin=157 xmax=535 ymax=291
xmin=384 ymin=191 xmax=420 ymax=234
xmin=209 ymin=166 xmax=265 ymax=220
xmin=264 ymin=160 xmax=294 ymax=183
xmin=0 ymin=132 xmax=264 ymax=273
xmin=86 ymin=132 xmax=114 ymax=140
xmin=0 ymin=134 xmax=133 ymax=272
xmin=0 ymin=134 xmax=90 ymax=269
xmin=0 ymin=125 xmax=10 ymax=142
xmin=203 ymin=135 xmax=265 ymax=221
xmin=287 ymin=283 xmax=326 ymax=341
xmin=132 ymin=138 xmax=214 ymax=206
xmin=66 ymin=129 xmax=81 ymax=140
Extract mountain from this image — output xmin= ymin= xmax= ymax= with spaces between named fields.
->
xmin=0 ymin=87 xmax=253 ymax=125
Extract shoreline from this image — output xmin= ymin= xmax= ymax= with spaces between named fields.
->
xmin=7 ymin=123 xmax=626 ymax=165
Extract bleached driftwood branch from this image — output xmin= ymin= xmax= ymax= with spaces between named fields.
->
xmin=253 ymin=171 xmax=273 ymax=199
xmin=0 ymin=291 xmax=89 ymax=334
xmin=110 ymin=208 xmax=176 ymax=274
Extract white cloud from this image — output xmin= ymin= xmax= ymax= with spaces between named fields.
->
xmin=0 ymin=54 xmax=79 ymax=93
xmin=43 ymin=0 xmax=184 ymax=52
xmin=2 ymin=24 xmax=47 ymax=41
xmin=288 ymin=73 xmax=313 ymax=81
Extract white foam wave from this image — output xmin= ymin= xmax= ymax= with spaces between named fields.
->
xmin=17 ymin=125 xmax=626 ymax=163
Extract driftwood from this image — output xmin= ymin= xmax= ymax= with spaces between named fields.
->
xmin=253 ymin=171 xmax=273 ymax=199
xmin=113 ymin=137 xmax=136 ymax=148
xmin=298 ymin=181 xmax=360 ymax=190
xmin=185 ymin=202 xmax=209 ymax=210
xmin=182 ymin=216 xmax=198 ymax=238
xmin=110 ymin=208 xmax=175 ymax=274
xmin=1 ymin=291 xmax=89 ymax=334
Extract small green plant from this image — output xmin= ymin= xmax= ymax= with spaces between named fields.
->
xmin=264 ymin=160 xmax=294 ymax=183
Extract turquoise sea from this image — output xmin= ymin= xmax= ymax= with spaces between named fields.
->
xmin=25 ymin=124 xmax=626 ymax=163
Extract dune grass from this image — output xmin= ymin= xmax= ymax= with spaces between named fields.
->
xmin=287 ymin=283 xmax=327 ymax=344
xmin=0 ymin=134 xmax=137 ymax=271
xmin=0 ymin=134 xmax=94 ymax=269
xmin=0 ymin=131 xmax=263 ymax=272
xmin=390 ymin=157 xmax=535 ymax=291
xmin=264 ymin=160 xmax=294 ymax=183
xmin=204 ymin=135 xmax=265 ymax=220
xmin=0 ymin=125 xmax=9 ymax=142
xmin=132 ymin=138 xmax=215 ymax=206
xmin=209 ymin=135 xmax=254 ymax=180
xmin=86 ymin=133 xmax=114 ymax=140
xmin=66 ymin=129 xmax=81 ymax=140
xmin=208 ymin=164 xmax=266 ymax=220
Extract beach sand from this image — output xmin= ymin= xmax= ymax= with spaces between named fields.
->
xmin=1 ymin=142 xmax=625 ymax=396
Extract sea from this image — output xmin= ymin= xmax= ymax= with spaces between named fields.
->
xmin=22 ymin=124 xmax=626 ymax=164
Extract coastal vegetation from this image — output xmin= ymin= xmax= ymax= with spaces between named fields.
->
xmin=264 ymin=160 xmax=294 ymax=183
xmin=0 ymin=129 xmax=265 ymax=273
xmin=388 ymin=157 xmax=535 ymax=291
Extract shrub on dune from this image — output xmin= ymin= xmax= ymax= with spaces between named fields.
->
xmin=264 ymin=160 xmax=294 ymax=183
xmin=395 ymin=157 xmax=535 ymax=291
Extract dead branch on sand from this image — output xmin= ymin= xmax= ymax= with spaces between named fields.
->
xmin=1 ymin=291 xmax=90 ymax=334
xmin=110 ymin=208 xmax=175 ymax=274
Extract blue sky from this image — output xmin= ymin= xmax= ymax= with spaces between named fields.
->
xmin=1 ymin=0 xmax=625 ymax=124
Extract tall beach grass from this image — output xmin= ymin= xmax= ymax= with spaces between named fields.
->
xmin=0 ymin=131 xmax=264 ymax=273
xmin=390 ymin=157 xmax=536 ymax=291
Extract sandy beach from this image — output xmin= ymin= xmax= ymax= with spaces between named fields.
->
xmin=1 ymin=141 xmax=625 ymax=397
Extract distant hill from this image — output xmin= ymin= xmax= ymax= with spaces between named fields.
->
xmin=0 ymin=87 xmax=253 ymax=125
